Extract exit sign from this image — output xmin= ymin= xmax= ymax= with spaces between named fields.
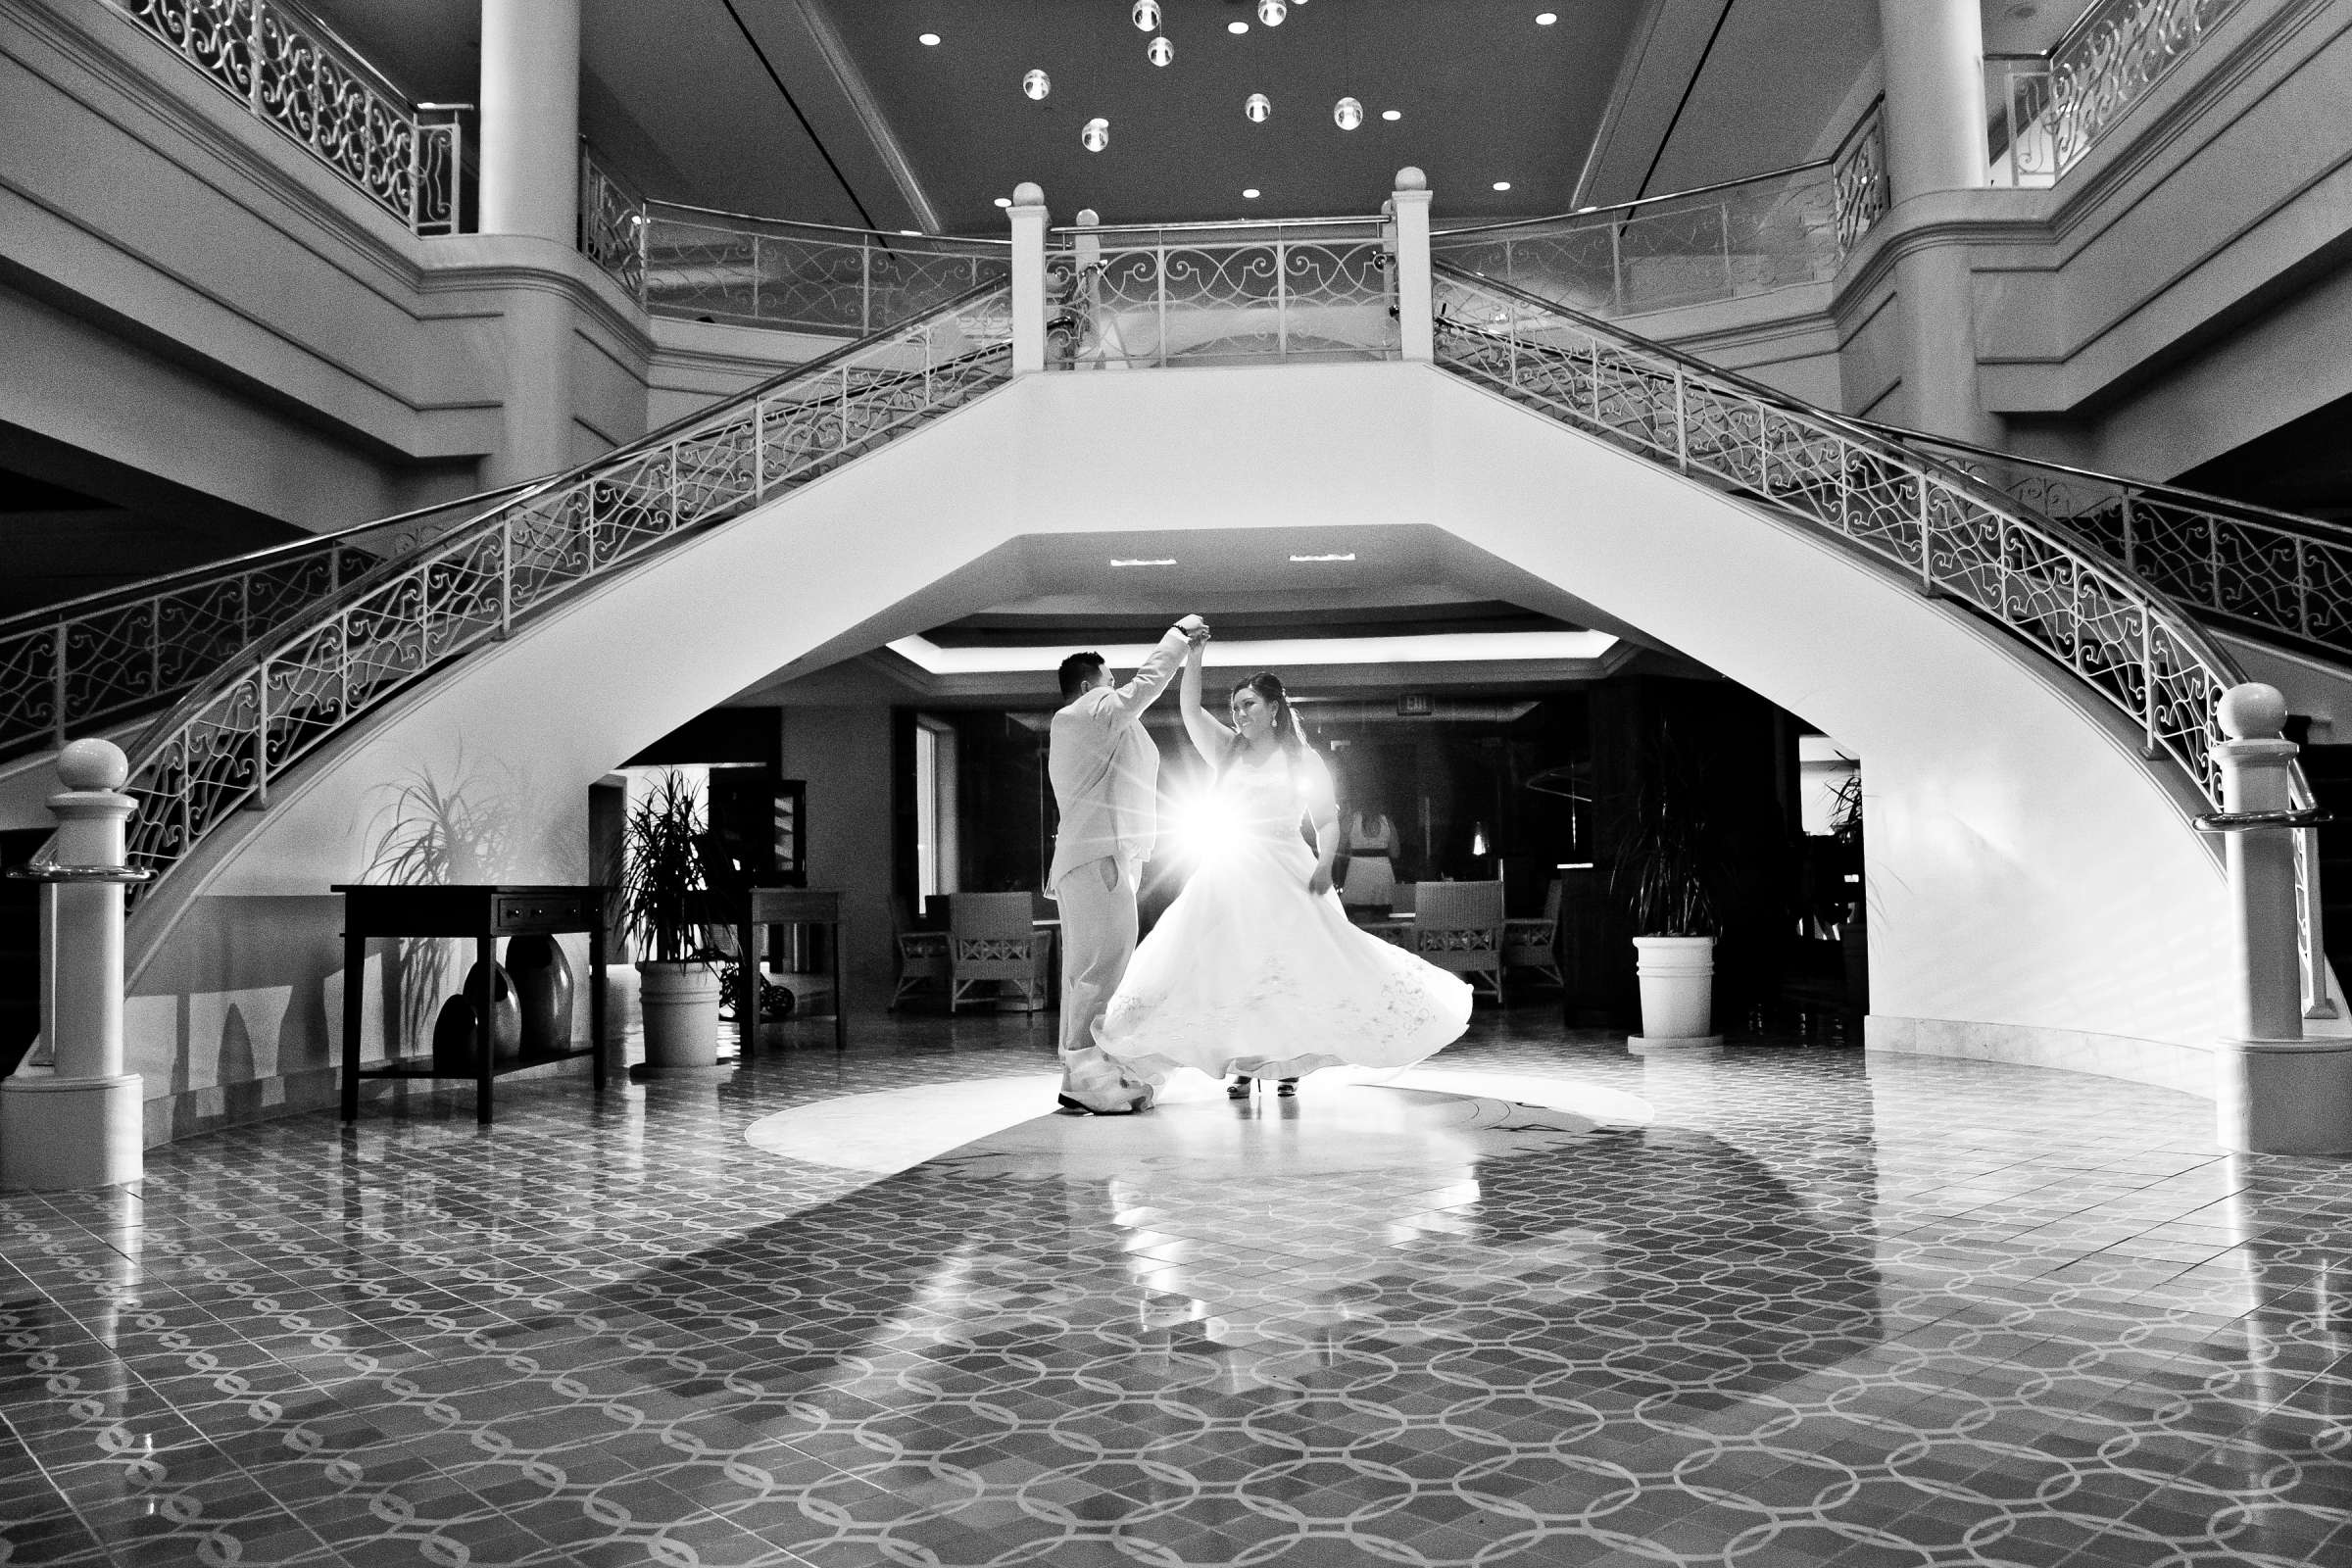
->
xmin=1396 ymin=694 xmax=1432 ymax=716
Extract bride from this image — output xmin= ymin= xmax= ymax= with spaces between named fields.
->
xmin=1095 ymin=626 xmax=1473 ymax=1098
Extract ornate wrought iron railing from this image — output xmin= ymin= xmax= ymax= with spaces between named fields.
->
xmin=0 ymin=484 xmax=543 ymax=763
xmin=1047 ymin=216 xmax=1397 ymax=368
xmin=1986 ymin=0 xmax=2252 ymax=187
xmin=105 ymin=0 xmax=463 ymax=234
xmin=1432 ymin=102 xmax=1887 ymax=319
xmin=1429 ymin=262 xmax=2332 ymax=1015
xmin=96 ymin=284 xmax=1012 ymax=902
xmin=578 ymin=153 xmax=1007 ymax=336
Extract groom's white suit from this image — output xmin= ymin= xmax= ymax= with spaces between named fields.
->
xmin=1048 ymin=624 xmax=1193 ymax=1112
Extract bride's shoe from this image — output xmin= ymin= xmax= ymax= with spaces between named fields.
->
xmin=1227 ymin=1077 xmax=1254 ymax=1100
xmin=1276 ymin=1078 xmax=1298 ymax=1098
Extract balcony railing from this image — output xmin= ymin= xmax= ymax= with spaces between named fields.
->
xmin=580 ymin=154 xmax=1008 ymax=337
xmin=1986 ymin=0 xmax=2251 ymax=187
xmin=1046 ymin=216 xmax=1398 ymax=369
xmin=1431 ymin=101 xmax=1886 ymax=321
xmin=105 ymin=0 xmax=463 ymax=234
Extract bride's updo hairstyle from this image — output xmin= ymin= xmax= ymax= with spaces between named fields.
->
xmin=1227 ymin=671 xmax=1310 ymax=766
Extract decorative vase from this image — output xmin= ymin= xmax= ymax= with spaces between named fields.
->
xmin=431 ymin=994 xmax=477 ymax=1072
xmin=507 ymin=934 xmax=575 ymax=1057
xmin=638 ymin=960 xmax=723 ymax=1069
xmin=1630 ymin=935 xmax=1722 ymax=1048
xmin=462 ymin=958 xmax=524 ymax=1063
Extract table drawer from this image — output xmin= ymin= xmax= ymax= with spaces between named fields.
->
xmin=495 ymin=894 xmax=592 ymax=930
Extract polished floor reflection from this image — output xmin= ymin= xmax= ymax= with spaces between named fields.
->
xmin=4 ymin=1011 xmax=2350 ymax=1566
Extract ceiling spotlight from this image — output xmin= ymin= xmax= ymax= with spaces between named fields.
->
xmin=1132 ymin=0 xmax=1160 ymax=29
xmin=1082 ymin=117 xmax=1110 ymax=153
xmin=1228 ymin=20 xmax=1250 ymax=33
xmin=918 ymin=31 xmax=941 ymax=45
xmin=1334 ymin=96 xmax=1363 ymax=130
xmin=1258 ymin=0 xmax=1287 ymax=24
xmin=1148 ymin=34 xmax=1174 ymax=66
xmin=1381 ymin=108 xmax=1401 ymax=121
xmin=1245 ymin=92 xmax=1271 ymax=122
xmin=1021 ymin=68 xmax=1050 ymax=100
xmin=1243 ymin=187 xmax=1261 ymax=199
xmin=1493 ymin=180 xmax=1512 ymax=191
xmin=1110 ymin=558 xmax=1177 ymax=567
xmin=1290 ymin=553 xmax=1356 ymax=563
xmin=993 ymin=196 xmax=1012 ymax=208
xmin=899 ymin=228 xmax=921 ymax=236
xmin=1537 ymin=11 xmax=1558 ymax=23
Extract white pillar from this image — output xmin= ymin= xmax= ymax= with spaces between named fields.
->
xmin=1875 ymin=0 xmax=1997 ymax=445
xmin=1393 ymin=168 xmax=1433 ymax=364
xmin=479 ymin=0 xmax=582 ymax=245
xmin=2210 ymin=683 xmax=2352 ymax=1154
xmin=0 ymin=739 xmax=144 ymax=1191
xmin=1008 ymin=183 xmax=1049 ymax=375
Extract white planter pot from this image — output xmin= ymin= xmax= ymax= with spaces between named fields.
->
xmin=637 ymin=961 xmax=722 ymax=1068
xmin=1631 ymin=935 xmax=1722 ymax=1048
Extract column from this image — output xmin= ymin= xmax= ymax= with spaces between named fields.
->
xmin=1008 ymin=183 xmax=1049 ymax=375
xmin=1392 ymin=168 xmax=1433 ymax=364
xmin=1875 ymin=0 xmax=1997 ymax=445
xmin=0 ymin=740 xmax=144 ymax=1191
xmin=2209 ymin=683 xmax=2352 ymax=1154
xmin=479 ymin=0 xmax=583 ymax=484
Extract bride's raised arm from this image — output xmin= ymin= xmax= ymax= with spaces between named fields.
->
xmin=1177 ymin=633 xmax=1232 ymax=764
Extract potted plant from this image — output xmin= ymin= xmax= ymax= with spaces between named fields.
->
xmin=1613 ymin=771 xmax=1724 ymax=1048
xmin=617 ymin=770 xmax=722 ymax=1068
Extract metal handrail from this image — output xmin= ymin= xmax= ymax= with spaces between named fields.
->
xmin=644 ymin=198 xmax=1008 ymax=248
xmin=1984 ymin=0 xmax=2252 ymax=187
xmin=0 ymin=481 xmax=546 ymax=760
xmin=1053 ymin=214 xmax=1390 ymax=237
xmin=83 ymin=281 xmax=1015 ymax=903
xmin=1428 ymin=260 xmax=2333 ymax=1016
xmin=1434 ymin=166 xmax=1834 ymax=238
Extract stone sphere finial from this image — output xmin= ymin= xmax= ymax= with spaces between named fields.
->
xmin=2217 ymin=683 xmax=2289 ymax=741
xmin=58 ymin=737 xmax=130 ymax=791
xmin=1011 ymin=181 xmax=1046 ymax=208
xmin=1076 ymin=208 xmax=1100 ymax=226
xmin=1394 ymin=167 xmax=1428 ymax=192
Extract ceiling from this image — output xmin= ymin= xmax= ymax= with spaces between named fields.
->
xmin=308 ymin=2 xmax=2090 ymax=235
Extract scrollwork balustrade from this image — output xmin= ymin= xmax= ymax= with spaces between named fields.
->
xmin=108 ymin=0 xmax=461 ymax=234
xmin=1987 ymin=0 xmax=2248 ymax=186
xmin=1428 ymin=262 xmax=2330 ymax=1015
xmin=107 ymin=287 xmax=1014 ymax=904
xmin=1049 ymin=219 xmax=1396 ymax=368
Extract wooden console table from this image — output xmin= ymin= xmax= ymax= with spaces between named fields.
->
xmin=335 ymin=884 xmax=608 ymax=1125
xmin=690 ymin=887 xmax=847 ymax=1056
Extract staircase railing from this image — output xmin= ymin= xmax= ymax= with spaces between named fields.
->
xmin=1430 ymin=261 xmax=2333 ymax=1016
xmin=1985 ymin=0 xmax=2253 ymax=188
xmin=89 ymin=282 xmax=1012 ymax=903
xmin=579 ymin=153 xmax=1008 ymax=336
xmin=0 ymin=482 xmax=542 ymax=763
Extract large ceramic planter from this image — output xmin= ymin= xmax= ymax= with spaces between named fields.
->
xmin=1630 ymin=935 xmax=1722 ymax=1048
xmin=638 ymin=961 xmax=723 ymax=1069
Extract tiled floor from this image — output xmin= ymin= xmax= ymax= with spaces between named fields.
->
xmin=4 ymin=1007 xmax=2351 ymax=1566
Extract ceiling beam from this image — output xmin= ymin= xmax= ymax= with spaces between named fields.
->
xmin=1572 ymin=0 xmax=1740 ymax=208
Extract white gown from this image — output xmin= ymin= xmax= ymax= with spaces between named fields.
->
xmin=1097 ymin=747 xmax=1473 ymax=1084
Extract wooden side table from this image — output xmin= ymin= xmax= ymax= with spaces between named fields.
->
xmin=335 ymin=884 xmax=608 ymax=1125
xmin=694 ymin=887 xmax=847 ymax=1057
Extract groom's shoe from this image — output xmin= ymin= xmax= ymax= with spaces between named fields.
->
xmin=1056 ymin=1094 xmax=1141 ymax=1116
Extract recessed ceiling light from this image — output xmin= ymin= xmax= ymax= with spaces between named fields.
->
xmin=1228 ymin=20 xmax=1250 ymax=33
xmin=900 ymin=228 xmax=921 ymax=235
xmin=993 ymin=196 xmax=1012 ymax=208
xmin=1536 ymin=12 xmax=1558 ymax=24
xmin=918 ymin=31 xmax=941 ymax=45
xmin=1493 ymin=180 xmax=1512 ymax=191
xmin=1243 ymin=188 xmax=1261 ymax=199
xmin=1289 ymin=553 xmax=1356 ymax=563
xmin=1381 ymin=109 xmax=1401 ymax=122
xmin=1109 ymin=558 xmax=1178 ymax=567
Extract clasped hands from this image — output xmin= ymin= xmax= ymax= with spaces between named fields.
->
xmin=1176 ymin=612 xmax=1211 ymax=647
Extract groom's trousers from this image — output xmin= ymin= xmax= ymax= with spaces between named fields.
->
xmin=1054 ymin=856 xmax=1151 ymax=1111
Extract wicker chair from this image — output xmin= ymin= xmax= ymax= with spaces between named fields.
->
xmin=949 ymin=892 xmax=1047 ymax=1015
xmin=1503 ymin=879 xmax=1565 ymax=988
xmin=889 ymin=895 xmax=951 ymax=1009
xmin=1412 ymin=880 xmax=1505 ymax=1004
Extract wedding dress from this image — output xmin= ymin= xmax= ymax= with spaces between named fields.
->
xmin=1096 ymin=747 xmax=1473 ymax=1084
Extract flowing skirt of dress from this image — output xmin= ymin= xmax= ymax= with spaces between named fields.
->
xmin=1096 ymin=829 xmax=1473 ymax=1085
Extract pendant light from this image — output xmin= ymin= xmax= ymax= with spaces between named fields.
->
xmin=1082 ymin=118 xmax=1110 ymax=152
xmin=1244 ymin=92 xmax=1271 ymax=123
xmin=1147 ymin=34 xmax=1173 ymax=67
xmin=1334 ymin=96 xmax=1363 ymax=130
xmin=1131 ymin=0 xmax=1159 ymax=30
xmin=1021 ymin=69 xmax=1050 ymax=101
xmin=1257 ymin=0 xmax=1287 ymax=23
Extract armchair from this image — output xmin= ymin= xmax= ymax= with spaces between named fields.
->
xmin=1503 ymin=878 xmax=1565 ymax=988
xmin=1412 ymin=880 xmax=1505 ymax=1004
xmin=949 ymin=892 xmax=1047 ymax=1016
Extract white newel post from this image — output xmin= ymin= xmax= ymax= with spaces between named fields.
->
xmin=1 ymin=740 xmax=146 ymax=1191
xmin=2209 ymin=684 xmax=2352 ymax=1154
xmin=1393 ymin=168 xmax=1433 ymax=364
xmin=1009 ymin=183 xmax=1049 ymax=375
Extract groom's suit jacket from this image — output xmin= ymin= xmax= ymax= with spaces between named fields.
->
xmin=1047 ymin=627 xmax=1191 ymax=894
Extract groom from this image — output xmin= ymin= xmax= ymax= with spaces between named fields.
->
xmin=1049 ymin=613 xmax=1207 ymax=1114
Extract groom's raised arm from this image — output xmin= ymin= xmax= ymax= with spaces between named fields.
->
xmin=1098 ymin=617 xmax=1201 ymax=726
